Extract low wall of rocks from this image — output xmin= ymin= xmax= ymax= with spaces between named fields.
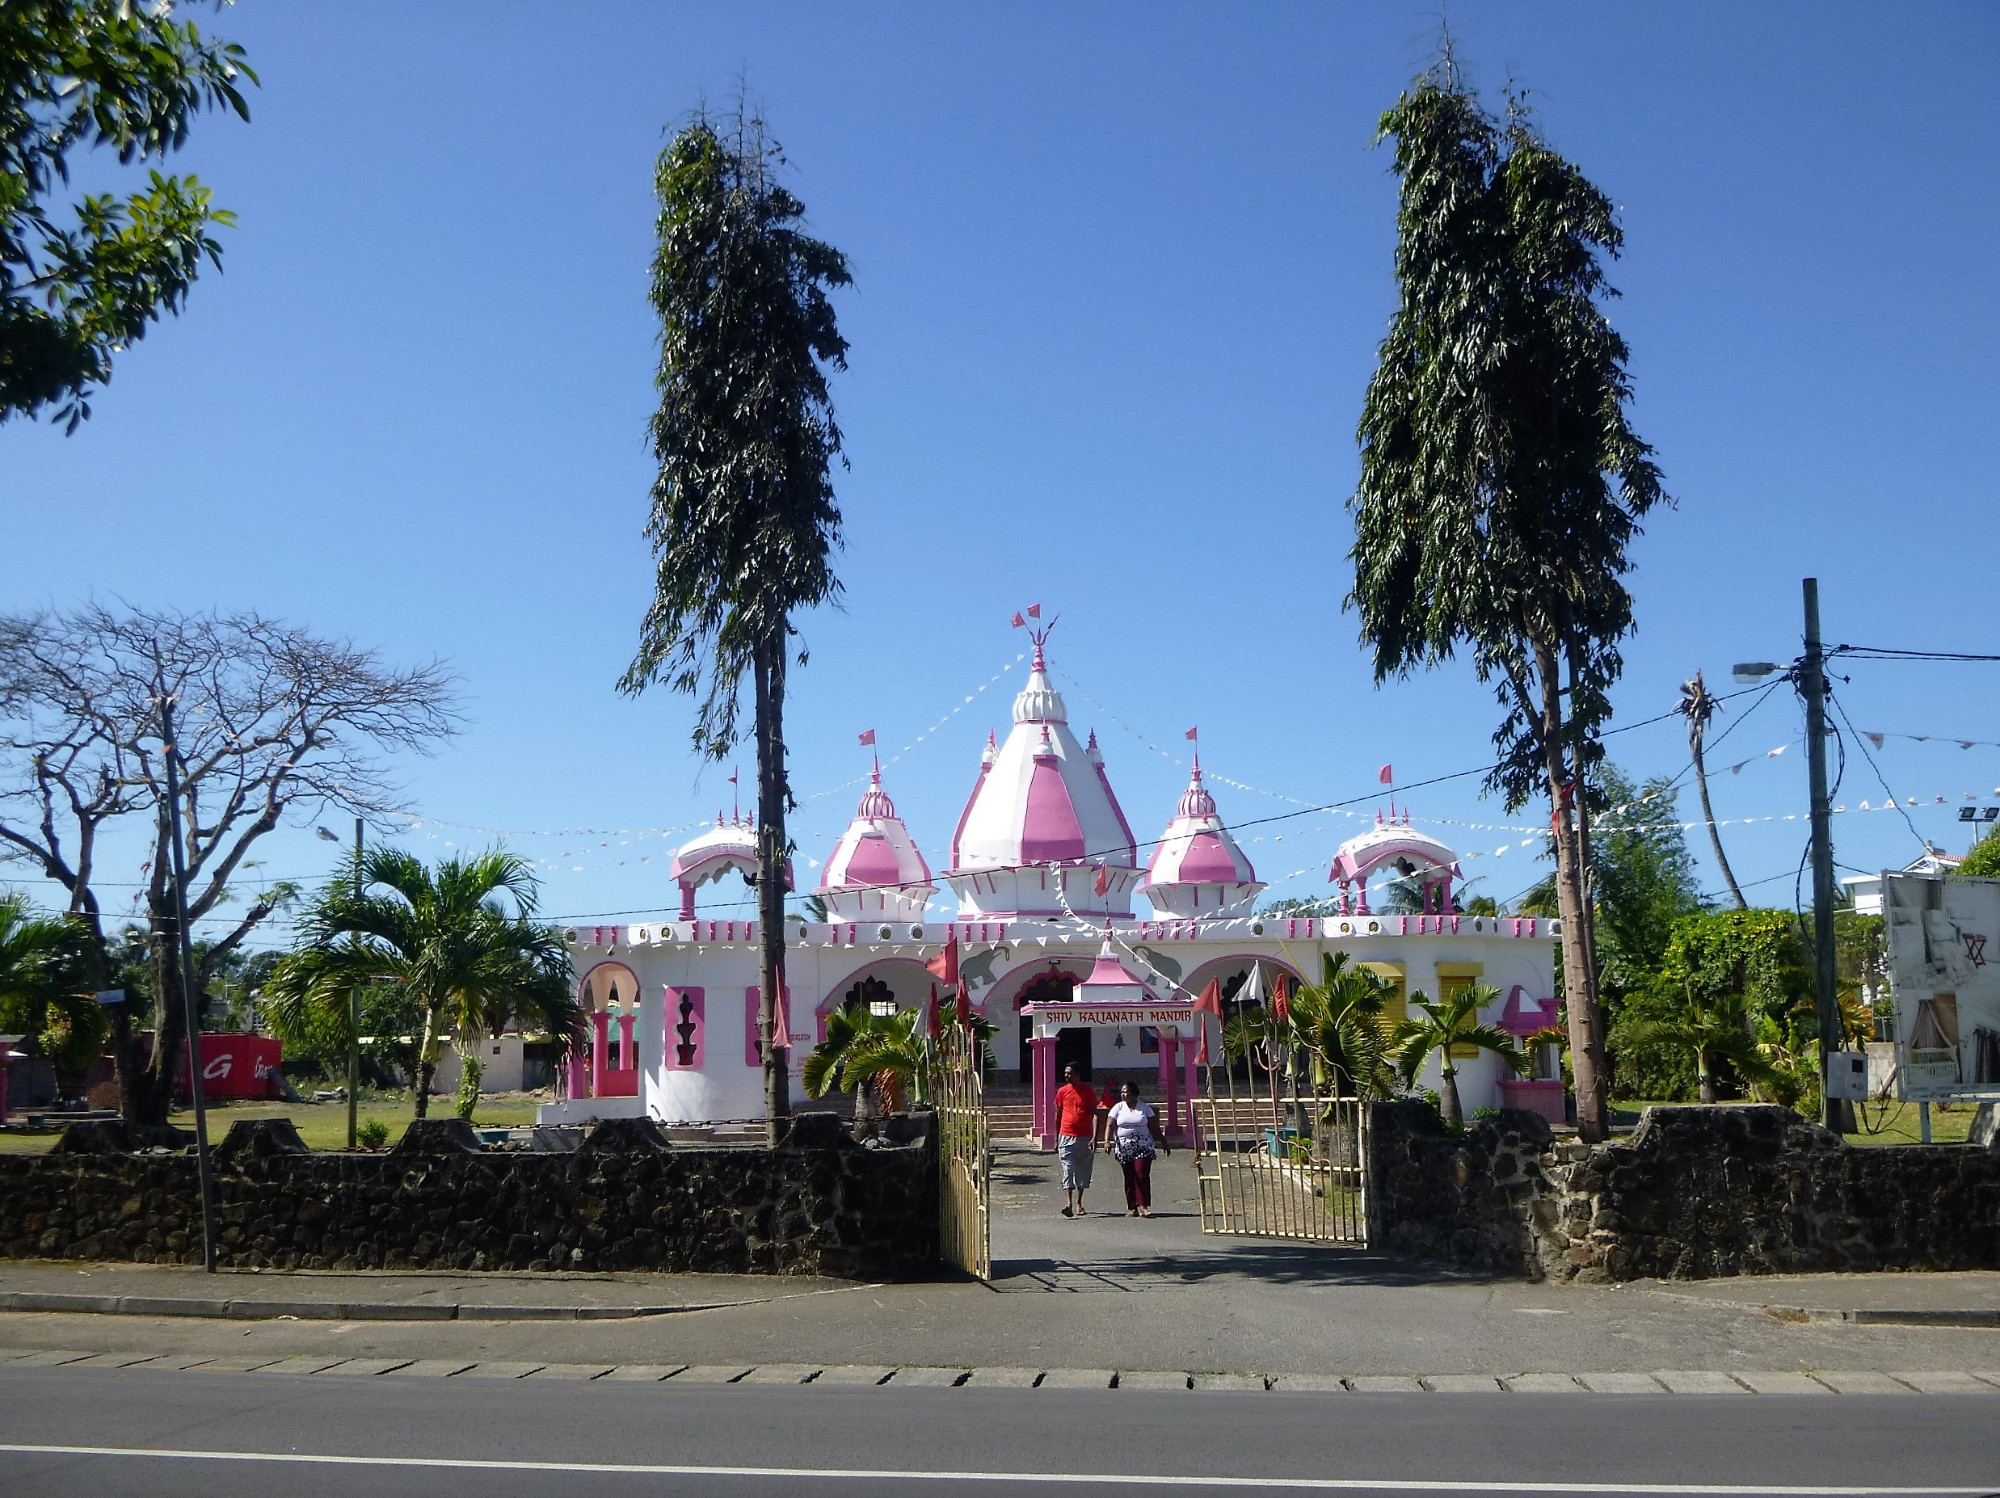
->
xmin=0 ymin=1113 xmax=939 ymax=1281
xmin=1367 ymin=1101 xmax=2000 ymax=1282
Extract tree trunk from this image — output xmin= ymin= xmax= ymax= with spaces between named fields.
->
xmin=1535 ymin=641 xmax=1610 ymax=1142
xmin=120 ymin=914 xmax=187 ymax=1127
xmin=1439 ymin=1063 xmax=1462 ymax=1128
xmin=753 ymin=633 xmax=793 ymax=1146
xmin=1689 ymin=699 xmax=1748 ymax=909
xmin=413 ymin=1007 xmax=439 ymax=1118
xmin=1697 ymin=1055 xmax=1716 ymax=1106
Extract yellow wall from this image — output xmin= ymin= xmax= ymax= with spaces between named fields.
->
xmin=1435 ymin=964 xmax=1485 ymax=1058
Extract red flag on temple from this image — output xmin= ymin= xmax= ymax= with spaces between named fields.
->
xmin=1026 ymin=603 xmax=1042 ymax=619
xmin=1010 ymin=612 xmax=1026 ymax=628
xmin=1378 ymin=763 xmax=1393 ymax=784
xmin=858 ymin=728 xmax=875 ymax=746
xmin=1185 ymin=726 xmax=1198 ymax=741
xmin=1272 ymin=973 xmax=1291 ymax=1024
xmin=1193 ymin=978 xmax=1223 ymax=1063
xmin=955 ymin=981 xmax=972 ymax=1028
xmin=927 ymin=983 xmax=942 ymax=1040
xmin=1093 ymin=863 xmax=1109 ymax=896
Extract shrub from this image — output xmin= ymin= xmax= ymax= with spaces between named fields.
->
xmin=357 ymin=1119 xmax=390 ymax=1150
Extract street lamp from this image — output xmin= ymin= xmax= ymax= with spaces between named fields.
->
xmin=1732 ymin=662 xmax=1783 ymax=684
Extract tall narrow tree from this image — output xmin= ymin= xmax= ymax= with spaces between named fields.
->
xmin=1678 ymin=670 xmax=1747 ymax=909
xmin=621 ymin=106 xmax=851 ymax=1142
xmin=1348 ymin=59 xmax=1664 ymax=1141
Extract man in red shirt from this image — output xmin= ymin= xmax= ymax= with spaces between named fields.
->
xmin=1054 ymin=1064 xmax=1104 ymax=1217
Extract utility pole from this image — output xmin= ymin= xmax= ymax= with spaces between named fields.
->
xmin=348 ymin=816 xmax=362 ymax=1150
xmin=161 ymin=694 xmax=219 ymax=1273
xmin=1800 ymin=579 xmax=1852 ymax=1134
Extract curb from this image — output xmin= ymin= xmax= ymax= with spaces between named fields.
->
xmin=1755 ymin=1304 xmax=2000 ymax=1329
xmin=0 ymin=1291 xmax=719 ymax=1322
xmin=5 ymin=1351 xmax=2000 ymax=1393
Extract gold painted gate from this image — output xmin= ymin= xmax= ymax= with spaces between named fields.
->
xmin=937 ymin=1026 xmax=991 ymax=1280
xmin=1194 ymin=1052 xmax=1367 ymax=1245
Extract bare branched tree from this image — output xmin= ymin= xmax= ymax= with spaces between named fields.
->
xmin=0 ymin=604 xmax=456 ymax=1124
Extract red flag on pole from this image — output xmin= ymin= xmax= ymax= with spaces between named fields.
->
xmin=1093 ymin=863 xmax=1109 ymax=896
xmin=927 ymin=983 xmax=942 ymax=1040
xmin=728 ymin=766 xmax=739 ymax=784
xmin=1272 ymin=972 xmax=1291 ymax=1024
xmin=925 ymin=931 xmax=959 ymax=993
xmin=1193 ymin=978 xmax=1223 ymax=1064
xmin=1026 ymin=603 xmax=1041 ymax=619
xmin=1378 ymin=763 xmax=1393 ymax=785
xmin=858 ymin=728 xmax=875 ymax=746
xmin=1185 ymin=726 xmax=1198 ymax=741
xmin=1010 ymin=612 xmax=1026 ymax=628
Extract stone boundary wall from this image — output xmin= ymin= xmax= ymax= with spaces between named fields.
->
xmin=1366 ymin=1101 xmax=2000 ymax=1282
xmin=0 ymin=1113 xmax=939 ymax=1281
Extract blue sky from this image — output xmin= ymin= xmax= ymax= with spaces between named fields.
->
xmin=4 ymin=2 xmax=1997 ymax=944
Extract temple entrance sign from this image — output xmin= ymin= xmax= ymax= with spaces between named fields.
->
xmin=937 ymin=1025 xmax=991 ymax=1280
xmin=1193 ymin=1038 xmax=1368 ymax=1247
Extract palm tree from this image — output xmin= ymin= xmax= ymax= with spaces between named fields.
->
xmin=1624 ymin=984 xmax=1774 ymax=1106
xmin=804 ymin=998 xmax=996 ymax=1117
xmin=619 ymin=103 xmax=852 ymax=1145
xmin=1678 ymin=671 xmax=1747 ymax=909
xmin=264 ymin=849 xmax=579 ymax=1119
xmin=1393 ymin=983 xmax=1527 ymax=1128
xmin=1227 ymin=953 xmax=1399 ymax=1101
xmin=803 ymin=1004 xmax=929 ymax=1117
xmin=1347 ymin=57 xmax=1664 ymax=1143
xmin=0 ymin=893 xmax=103 ymax=1099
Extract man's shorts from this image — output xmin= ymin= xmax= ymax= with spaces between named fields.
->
xmin=1058 ymin=1133 xmax=1095 ymax=1191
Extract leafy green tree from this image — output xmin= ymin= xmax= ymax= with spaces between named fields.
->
xmin=1955 ymin=828 xmax=2000 ymax=879
xmin=263 ymin=849 xmax=579 ymax=1118
xmin=1611 ymin=908 xmax=1812 ymax=1102
xmin=2 ymin=1 xmax=255 ymax=429
xmin=621 ymin=104 xmax=852 ymax=1143
xmin=1347 ymin=60 xmax=1664 ymax=1142
xmin=1622 ymin=983 xmax=1774 ymax=1105
xmin=1392 ymin=982 xmax=1526 ymax=1127
xmin=0 ymin=891 xmax=106 ymax=1097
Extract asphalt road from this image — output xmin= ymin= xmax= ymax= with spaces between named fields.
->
xmin=4 ymin=1364 xmax=1997 ymax=1498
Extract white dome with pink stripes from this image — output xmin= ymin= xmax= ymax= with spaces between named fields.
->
xmin=816 ymin=762 xmax=935 ymax=920
xmin=1138 ymin=754 xmax=1264 ymax=917
xmin=945 ymin=639 xmax=1141 ymax=919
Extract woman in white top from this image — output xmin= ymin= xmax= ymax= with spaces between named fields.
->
xmin=1103 ymin=1082 xmax=1168 ymax=1216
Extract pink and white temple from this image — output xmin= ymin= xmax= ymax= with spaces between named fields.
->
xmin=543 ymin=632 xmax=1564 ymax=1138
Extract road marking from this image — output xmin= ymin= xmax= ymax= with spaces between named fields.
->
xmin=0 ymin=1443 xmax=1990 ymax=1494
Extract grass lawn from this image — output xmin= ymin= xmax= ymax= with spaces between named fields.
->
xmin=1611 ymin=1096 xmax=1977 ymax=1147
xmin=0 ymin=1094 xmax=547 ymax=1155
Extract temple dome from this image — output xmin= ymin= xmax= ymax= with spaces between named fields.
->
xmin=817 ymin=762 xmax=936 ymax=920
xmin=945 ymin=639 xmax=1141 ymax=919
xmin=1139 ymin=755 xmax=1264 ymax=917
xmin=1328 ymin=811 xmax=1460 ymax=914
xmin=669 ymin=811 xmax=793 ymax=920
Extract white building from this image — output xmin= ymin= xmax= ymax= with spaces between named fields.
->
xmin=542 ymin=630 xmax=1564 ymax=1133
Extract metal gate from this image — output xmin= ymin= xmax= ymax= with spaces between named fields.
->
xmin=937 ymin=1025 xmax=991 ymax=1279
xmin=1194 ymin=1052 xmax=1367 ymax=1245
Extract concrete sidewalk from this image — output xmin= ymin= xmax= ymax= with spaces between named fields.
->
xmin=0 ymin=1261 xmax=854 ymax=1321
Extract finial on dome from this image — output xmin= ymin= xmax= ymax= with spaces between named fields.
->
xmin=1176 ymin=758 xmax=1217 ymax=820
xmin=981 ymin=729 xmax=998 ymax=765
xmin=1086 ymin=728 xmax=1103 ymax=765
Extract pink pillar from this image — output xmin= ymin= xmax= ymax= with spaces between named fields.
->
xmin=678 ymin=882 xmax=696 ymax=921
xmin=563 ymin=1019 xmax=587 ymax=1100
xmin=1028 ymin=1033 xmax=1059 ymax=1151
xmin=590 ymin=1010 xmax=610 ymax=1095
xmin=617 ymin=1013 xmax=635 ymax=1076
xmin=1183 ymin=1037 xmax=1201 ymax=1151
